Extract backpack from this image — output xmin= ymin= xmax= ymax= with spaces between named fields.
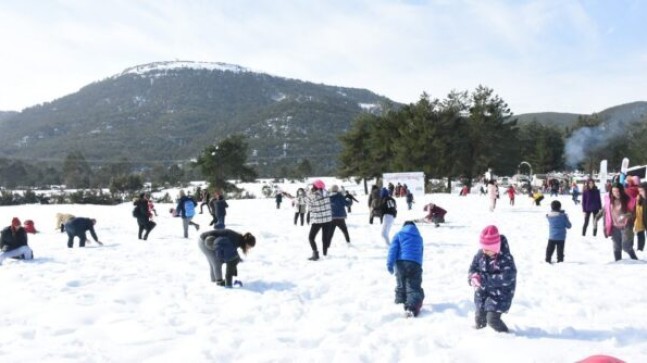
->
xmin=184 ymin=199 xmax=196 ymax=217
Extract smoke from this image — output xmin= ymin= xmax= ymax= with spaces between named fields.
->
xmin=564 ymin=118 xmax=632 ymax=168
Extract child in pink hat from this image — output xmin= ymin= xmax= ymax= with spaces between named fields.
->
xmin=467 ymin=225 xmax=517 ymax=332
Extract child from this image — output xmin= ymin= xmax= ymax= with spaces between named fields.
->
xmin=545 ymin=200 xmax=572 ymax=263
xmin=507 ymin=185 xmax=516 ymax=206
xmin=571 ymin=183 xmax=581 ymax=205
xmin=386 ymin=221 xmax=424 ymax=317
xmin=197 ymin=229 xmax=256 ymax=287
xmin=468 ymin=225 xmax=517 ymax=332
xmin=532 ymin=189 xmax=544 ymax=206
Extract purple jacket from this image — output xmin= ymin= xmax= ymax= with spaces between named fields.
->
xmin=581 ymin=187 xmax=602 ymax=213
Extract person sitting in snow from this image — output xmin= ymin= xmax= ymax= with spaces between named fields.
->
xmin=387 ymin=221 xmax=425 ymax=317
xmin=0 ymin=217 xmax=34 ymax=265
xmin=197 ymin=229 xmax=256 ymax=287
xmin=64 ymin=217 xmax=103 ymax=248
xmin=423 ymin=202 xmax=447 ymax=227
xmin=468 ymin=225 xmax=517 ymax=333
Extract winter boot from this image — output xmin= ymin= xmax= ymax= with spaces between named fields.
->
xmin=215 ymin=279 xmax=225 ymax=286
xmin=628 ymin=250 xmax=638 ymax=260
xmin=582 ymin=226 xmax=586 ymax=236
xmin=614 ymin=250 xmax=622 ymax=261
xmin=593 ymin=228 xmax=597 ymax=237
xmin=308 ymin=251 xmax=320 ymax=261
xmin=474 ymin=310 xmax=487 ymax=329
xmin=486 ymin=312 xmax=509 ymax=333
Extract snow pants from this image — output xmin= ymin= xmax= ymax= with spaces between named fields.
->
xmin=0 ymin=246 xmax=34 ymax=265
xmin=394 ymin=260 xmax=424 ymax=314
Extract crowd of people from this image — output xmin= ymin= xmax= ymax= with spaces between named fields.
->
xmin=0 ymin=168 xmax=641 ymax=356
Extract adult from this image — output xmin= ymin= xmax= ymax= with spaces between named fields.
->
xmin=306 ymin=179 xmax=333 ymax=260
xmin=211 ymin=194 xmax=229 ymax=229
xmin=0 ymin=218 xmax=33 ymax=265
xmin=287 ymin=188 xmax=308 ymax=226
xmin=197 ymin=229 xmax=256 ymax=287
xmin=423 ymin=203 xmax=447 ymax=227
xmin=581 ymin=178 xmax=602 ymax=236
xmin=275 ymin=192 xmax=283 ymax=209
xmin=64 ymin=217 xmax=103 ymax=248
xmin=368 ymin=185 xmax=383 ymax=224
xmin=604 ymin=183 xmax=637 ymax=261
xmin=329 ymin=185 xmax=351 ymax=244
xmin=381 ymin=187 xmax=397 ymax=245
xmin=199 ymin=189 xmax=211 ymax=214
xmin=344 ymin=190 xmax=359 ymax=213
xmin=176 ymin=190 xmax=200 ymax=238
xmin=133 ymin=193 xmax=156 ymax=240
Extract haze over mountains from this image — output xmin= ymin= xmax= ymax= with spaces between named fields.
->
xmin=0 ymin=61 xmax=644 ymax=176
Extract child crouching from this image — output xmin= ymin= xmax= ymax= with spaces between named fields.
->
xmin=387 ymin=221 xmax=425 ymax=317
xmin=468 ymin=225 xmax=517 ymax=332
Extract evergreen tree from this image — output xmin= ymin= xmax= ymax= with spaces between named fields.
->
xmin=62 ymin=151 xmax=92 ymax=188
xmin=195 ymin=134 xmax=257 ymax=191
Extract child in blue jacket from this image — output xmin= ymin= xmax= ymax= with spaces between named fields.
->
xmin=387 ymin=221 xmax=424 ymax=317
xmin=468 ymin=225 xmax=517 ymax=332
xmin=546 ymin=200 xmax=572 ymax=263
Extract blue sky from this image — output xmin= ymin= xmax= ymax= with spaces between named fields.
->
xmin=1 ymin=0 xmax=645 ymax=114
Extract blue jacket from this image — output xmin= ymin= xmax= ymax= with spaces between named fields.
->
xmin=387 ymin=223 xmax=423 ymax=271
xmin=329 ymin=192 xmax=349 ymax=218
xmin=546 ymin=211 xmax=572 ymax=240
xmin=468 ymin=236 xmax=517 ymax=313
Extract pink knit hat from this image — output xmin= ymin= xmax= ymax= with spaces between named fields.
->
xmin=479 ymin=225 xmax=501 ymax=253
xmin=312 ymin=179 xmax=325 ymax=190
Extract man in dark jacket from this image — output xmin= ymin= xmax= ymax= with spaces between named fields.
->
xmin=134 ymin=193 xmax=156 ymax=240
xmin=210 ymin=194 xmax=229 ymax=229
xmin=0 ymin=217 xmax=34 ymax=265
xmin=64 ymin=217 xmax=103 ymax=248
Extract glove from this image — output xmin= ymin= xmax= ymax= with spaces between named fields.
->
xmin=387 ymin=265 xmax=394 ymax=275
xmin=470 ymin=273 xmax=481 ymax=288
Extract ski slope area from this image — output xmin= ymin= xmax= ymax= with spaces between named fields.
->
xmin=0 ymin=185 xmax=644 ymax=362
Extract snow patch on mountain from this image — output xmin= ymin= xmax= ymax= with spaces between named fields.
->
xmin=116 ymin=61 xmax=250 ymax=78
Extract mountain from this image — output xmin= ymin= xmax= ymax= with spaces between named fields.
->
xmin=514 ymin=101 xmax=647 ymax=129
xmin=0 ymin=61 xmax=394 ymax=176
xmin=0 ymin=111 xmax=18 ymax=124
xmin=513 ymin=112 xmax=582 ymax=129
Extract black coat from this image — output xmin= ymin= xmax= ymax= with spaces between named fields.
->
xmin=64 ymin=218 xmax=99 ymax=241
xmin=0 ymin=226 xmax=28 ymax=252
xmin=133 ymin=198 xmax=150 ymax=224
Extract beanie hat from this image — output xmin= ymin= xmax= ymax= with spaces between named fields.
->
xmin=313 ymin=179 xmax=325 ymax=190
xmin=11 ymin=217 xmax=21 ymax=227
xmin=380 ymin=187 xmax=389 ymax=198
xmin=331 ymin=185 xmax=339 ymax=193
xmin=479 ymin=225 xmax=501 ymax=253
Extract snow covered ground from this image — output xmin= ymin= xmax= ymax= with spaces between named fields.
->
xmin=1 ymin=182 xmax=645 ymax=362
